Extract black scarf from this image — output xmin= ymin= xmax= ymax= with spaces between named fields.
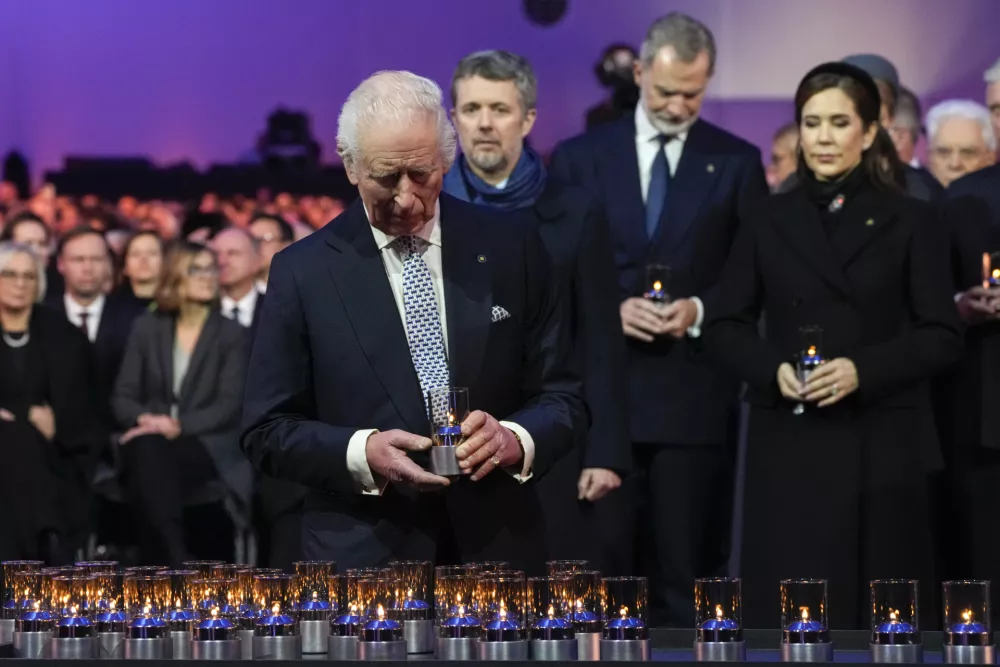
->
xmin=800 ymin=166 xmax=868 ymax=236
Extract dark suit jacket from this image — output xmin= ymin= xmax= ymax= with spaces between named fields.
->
xmin=111 ymin=310 xmax=253 ymax=509
xmin=549 ymin=116 xmax=769 ymax=445
xmin=241 ymin=194 xmax=587 ymax=567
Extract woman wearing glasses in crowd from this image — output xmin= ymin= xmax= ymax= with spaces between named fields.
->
xmin=112 ymin=241 xmax=252 ymax=564
xmin=706 ymin=63 xmax=963 ymax=628
xmin=0 ymin=241 xmax=104 ymax=561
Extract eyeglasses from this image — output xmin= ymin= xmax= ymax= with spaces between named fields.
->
xmin=0 ymin=270 xmax=38 ymax=284
xmin=932 ymin=146 xmax=989 ymax=161
xmin=187 ymin=264 xmax=219 ymax=277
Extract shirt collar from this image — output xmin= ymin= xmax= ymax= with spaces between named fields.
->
xmin=222 ymin=287 xmax=258 ymax=312
xmin=64 ymin=292 xmax=105 ymax=317
xmin=366 ymin=199 xmax=442 ymax=251
xmin=634 ymin=103 xmax=689 ymax=145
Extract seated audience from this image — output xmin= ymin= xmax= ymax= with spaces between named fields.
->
xmin=926 ymin=99 xmax=997 ymax=187
xmin=112 ymin=241 xmax=252 ymax=565
xmin=767 ymin=121 xmax=799 ymax=191
xmin=116 ymin=230 xmax=164 ymax=310
xmin=211 ymin=227 xmax=264 ymax=332
xmin=0 ymin=242 xmax=105 ymax=561
xmin=890 ymin=86 xmax=923 ymax=167
xmin=247 ymin=213 xmax=294 ymax=293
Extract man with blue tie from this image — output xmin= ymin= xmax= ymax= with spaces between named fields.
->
xmin=241 ymin=70 xmax=586 ymax=572
xmin=550 ymin=12 xmax=768 ymax=625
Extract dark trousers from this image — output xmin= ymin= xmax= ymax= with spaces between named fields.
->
xmin=120 ymin=434 xmax=222 ymax=565
xmin=634 ymin=443 xmax=734 ymax=627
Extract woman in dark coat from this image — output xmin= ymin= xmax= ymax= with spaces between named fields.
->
xmin=705 ymin=63 xmax=963 ymax=629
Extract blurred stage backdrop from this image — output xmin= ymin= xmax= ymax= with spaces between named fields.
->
xmin=1 ymin=0 xmax=998 ymax=181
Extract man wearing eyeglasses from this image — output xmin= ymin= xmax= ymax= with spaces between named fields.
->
xmin=248 ymin=214 xmax=295 ymax=294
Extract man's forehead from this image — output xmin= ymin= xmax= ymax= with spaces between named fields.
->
xmin=935 ymin=117 xmax=987 ymax=144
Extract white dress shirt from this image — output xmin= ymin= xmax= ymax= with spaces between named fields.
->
xmin=255 ymin=278 xmax=268 ymax=295
xmin=633 ymin=104 xmax=704 ymax=336
xmin=221 ymin=289 xmax=259 ymax=328
xmin=345 ymin=201 xmax=536 ymax=494
xmin=64 ymin=293 xmax=105 ymax=343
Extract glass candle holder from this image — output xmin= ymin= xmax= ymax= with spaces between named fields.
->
xmin=295 ymin=561 xmax=336 ymax=619
xmin=528 ymin=576 xmax=574 ymax=641
xmin=75 ymin=561 xmax=119 ymax=574
xmin=479 ymin=571 xmax=526 ymax=642
xmin=192 ymin=578 xmax=238 ymax=618
xmin=194 ymin=607 xmax=236 ymax=641
xmin=475 ymin=561 xmax=511 ymax=574
xmin=389 ymin=560 xmax=432 ymax=621
xmin=182 ymin=561 xmax=224 ymax=577
xmin=546 ymin=560 xmax=590 ymax=576
xmin=159 ymin=570 xmax=199 ymax=610
xmin=570 ymin=570 xmax=602 ymax=634
xmin=943 ymin=581 xmax=991 ymax=646
xmin=358 ymin=577 xmax=402 ymax=642
xmin=3 ymin=561 xmax=43 ymax=619
xmin=435 ymin=564 xmax=479 ymax=580
xmin=51 ymin=574 xmax=98 ymax=618
xmin=428 ymin=387 xmax=469 ymax=446
xmin=983 ymin=252 xmax=1000 ymax=287
xmin=10 ymin=571 xmax=43 ymax=618
xmin=235 ymin=568 xmax=279 ymax=614
xmin=123 ymin=574 xmax=170 ymax=618
xmin=329 ymin=575 xmax=362 ymax=638
xmin=436 ymin=574 xmax=482 ymax=639
xmin=91 ymin=571 xmax=124 ymax=613
xmin=695 ymin=577 xmax=743 ymax=642
xmin=871 ymin=579 xmax=919 ymax=645
xmin=253 ymin=575 xmax=297 ymax=621
xmin=781 ymin=579 xmax=830 ymax=643
xmin=124 ymin=566 xmax=169 ymax=575
xmin=602 ymin=576 xmax=649 ymax=641
xmin=126 ymin=602 xmax=168 ymax=639
xmin=645 ymin=264 xmax=671 ymax=303
xmin=209 ymin=564 xmax=242 ymax=580
xmin=345 ymin=568 xmax=392 ymax=612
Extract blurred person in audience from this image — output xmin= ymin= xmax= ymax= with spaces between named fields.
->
xmin=767 ymin=121 xmax=799 ymax=191
xmin=105 ymin=229 xmax=131 ymax=259
xmin=199 ymin=192 xmax=220 ymax=214
xmin=147 ymin=203 xmax=181 ymax=241
xmin=116 ymin=230 xmax=164 ymax=309
xmin=1 ymin=212 xmax=52 ymax=268
xmin=585 ymin=44 xmax=640 ymax=130
xmin=550 ymin=12 xmax=768 ymax=625
xmin=0 ymin=181 xmax=19 ymax=215
xmin=984 ymin=58 xmax=1000 ymax=150
xmin=706 ymin=62 xmax=961 ymax=628
xmin=445 ymin=49 xmax=631 ymax=573
xmin=118 ymin=196 xmax=138 ymax=222
xmin=0 ymin=242 xmax=105 ymax=561
xmin=113 ymin=241 xmax=252 ymax=564
xmin=56 ymin=197 xmax=82 ymax=230
xmin=248 ymin=213 xmax=294 ymax=293
xmin=926 ymin=100 xmax=996 ymax=188
xmin=211 ymin=227 xmax=264 ymax=332
xmin=890 ymin=87 xmax=923 ymax=167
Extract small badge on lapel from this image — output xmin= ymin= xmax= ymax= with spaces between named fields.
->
xmin=477 ymin=254 xmax=487 ymax=263
xmin=865 ymin=218 xmax=875 ymax=227
xmin=828 ymin=194 xmax=845 ymax=213
xmin=706 ymin=163 xmax=715 ymax=173
xmin=491 ymin=306 xmax=511 ymax=323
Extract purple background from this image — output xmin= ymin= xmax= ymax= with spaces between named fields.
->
xmin=2 ymin=0 xmax=999 ymax=181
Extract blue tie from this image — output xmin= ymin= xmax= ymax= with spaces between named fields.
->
xmin=396 ymin=235 xmax=451 ymax=421
xmin=645 ymin=134 xmax=671 ymax=238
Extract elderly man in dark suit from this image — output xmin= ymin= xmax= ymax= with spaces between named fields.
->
xmin=549 ymin=12 xmax=768 ymax=625
xmin=241 ymin=70 xmax=586 ymax=572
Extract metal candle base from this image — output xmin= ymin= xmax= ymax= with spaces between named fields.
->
xmin=577 ymin=632 xmax=601 ymax=661
xmin=532 ymin=638 xmax=578 ymax=660
xmin=172 ymin=630 xmax=193 ymax=660
xmin=781 ymin=642 xmax=834 ymax=662
xmin=99 ymin=631 xmax=125 ymax=659
xmin=252 ymin=634 xmax=302 ymax=660
xmin=871 ymin=643 xmax=923 ymax=663
xmin=943 ymin=645 xmax=996 ymax=664
xmin=479 ymin=639 xmax=530 ymax=660
xmin=601 ymin=639 xmax=651 ymax=661
xmin=123 ymin=637 xmax=172 ymax=660
xmin=328 ymin=634 xmax=359 ymax=660
xmin=300 ymin=619 xmax=329 ymax=654
xmin=358 ymin=639 xmax=407 ymax=660
xmin=430 ymin=446 xmax=463 ymax=476
xmin=191 ymin=639 xmax=242 ymax=660
xmin=694 ymin=640 xmax=747 ymax=662
xmin=404 ymin=618 xmax=435 ymax=654
xmin=437 ymin=637 xmax=478 ymax=660
xmin=50 ymin=636 xmax=99 ymax=659
xmin=239 ymin=629 xmax=254 ymax=659
xmin=12 ymin=631 xmax=50 ymax=659
xmin=0 ymin=617 xmax=14 ymax=646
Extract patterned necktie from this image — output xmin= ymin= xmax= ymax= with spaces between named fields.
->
xmin=645 ymin=134 xmax=671 ymax=238
xmin=395 ymin=235 xmax=451 ymax=421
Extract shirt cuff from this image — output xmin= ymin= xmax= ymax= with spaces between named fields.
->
xmin=954 ymin=292 xmax=964 ymax=303
xmin=346 ymin=429 xmax=384 ymax=496
xmin=499 ymin=421 xmax=534 ymax=483
xmin=687 ymin=296 xmax=705 ymax=338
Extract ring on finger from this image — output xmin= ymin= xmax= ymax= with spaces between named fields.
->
xmin=490 ymin=455 xmax=501 ymax=467
xmin=830 ymin=383 xmax=839 ymax=397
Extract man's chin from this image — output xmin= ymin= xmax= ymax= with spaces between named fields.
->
xmin=651 ymin=116 xmax=696 ymax=135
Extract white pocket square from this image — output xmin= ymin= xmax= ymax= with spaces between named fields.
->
xmin=491 ymin=305 xmax=511 ymax=323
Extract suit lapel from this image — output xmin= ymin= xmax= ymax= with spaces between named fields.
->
xmin=771 ymin=190 xmax=852 ymax=297
xmin=828 ymin=188 xmax=900 ymax=268
xmin=439 ymin=196 xmax=492 ymax=392
xmin=652 ymin=120 xmax=719 ymax=255
xmin=179 ymin=310 xmax=220 ymax=404
xmin=324 ymin=201 xmax=428 ymax=433
xmin=156 ymin=314 xmax=175 ymax=403
xmin=600 ymin=117 xmax=647 ymax=258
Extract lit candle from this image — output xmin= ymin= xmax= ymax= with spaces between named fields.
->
xmin=398 ymin=587 xmax=431 ymax=621
xmin=195 ymin=607 xmax=235 ymax=641
xmin=255 ymin=602 xmax=295 ymax=637
xmin=440 ymin=599 xmax=481 ymax=639
xmin=331 ymin=603 xmax=362 ymax=638
xmin=485 ymin=601 xmax=522 ymax=642
xmin=17 ymin=601 xmax=53 ymax=633
xmin=531 ymin=603 xmax=573 ymax=641
xmin=571 ymin=598 xmax=600 ymax=634
xmin=950 ymin=610 xmax=986 ymax=634
xmin=56 ymin=604 xmax=94 ymax=638
xmin=698 ymin=604 xmax=741 ymax=642
xmin=361 ymin=604 xmax=402 ymax=642
xmin=94 ymin=598 xmax=128 ymax=633
xmin=605 ymin=606 xmax=645 ymax=641
xmin=784 ymin=606 xmax=827 ymax=644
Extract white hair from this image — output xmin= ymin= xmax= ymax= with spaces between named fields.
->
xmin=0 ymin=241 xmax=47 ymax=303
xmin=984 ymin=57 xmax=1000 ymax=84
xmin=925 ymin=99 xmax=997 ymax=152
xmin=336 ymin=70 xmax=457 ymax=172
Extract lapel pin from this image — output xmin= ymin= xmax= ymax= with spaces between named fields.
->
xmin=706 ymin=164 xmax=715 ymax=173
xmin=828 ymin=194 xmax=845 ymax=213
xmin=477 ymin=254 xmax=487 ymax=263
xmin=865 ymin=218 xmax=875 ymax=227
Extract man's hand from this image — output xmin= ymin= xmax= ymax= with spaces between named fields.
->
xmin=776 ymin=362 xmax=804 ymax=401
xmin=578 ymin=468 xmax=622 ymax=501
xmin=0 ymin=408 xmax=15 ymax=422
xmin=365 ymin=430 xmax=451 ymax=491
xmin=958 ymin=286 xmax=1000 ymax=324
xmin=620 ymin=298 xmax=666 ymax=342
xmin=457 ymin=411 xmax=522 ymax=481
xmin=659 ymin=298 xmax=698 ymax=338
xmin=28 ymin=404 xmax=55 ymax=441
xmin=160 ymin=417 xmax=182 ymax=440
xmin=802 ymin=358 xmax=859 ymax=407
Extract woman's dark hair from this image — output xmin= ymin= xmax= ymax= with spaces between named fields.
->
xmin=794 ymin=62 xmax=906 ymax=193
xmin=0 ymin=211 xmax=50 ymax=243
xmin=119 ymin=230 xmax=165 ymax=285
